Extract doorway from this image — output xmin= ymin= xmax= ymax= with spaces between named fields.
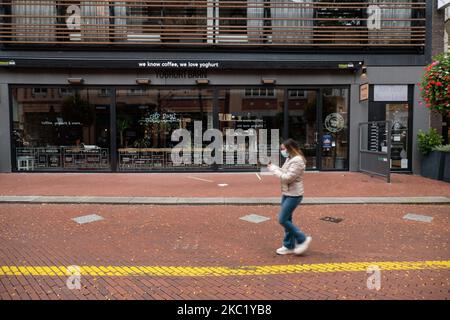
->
xmin=288 ymin=88 xmax=350 ymax=171
xmin=369 ymin=85 xmax=413 ymax=172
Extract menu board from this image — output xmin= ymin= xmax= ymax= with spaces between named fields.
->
xmin=35 ymin=148 xmax=61 ymax=168
xmin=63 ymin=147 xmax=109 ymax=168
xmin=16 ymin=147 xmax=109 ymax=170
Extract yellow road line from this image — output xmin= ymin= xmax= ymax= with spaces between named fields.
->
xmin=0 ymin=260 xmax=449 ymax=277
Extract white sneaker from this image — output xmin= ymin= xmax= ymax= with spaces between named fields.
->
xmin=294 ymin=236 xmax=312 ymax=255
xmin=276 ymin=246 xmax=295 ymax=255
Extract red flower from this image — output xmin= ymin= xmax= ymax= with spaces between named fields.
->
xmin=436 ymin=82 xmax=443 ymax=87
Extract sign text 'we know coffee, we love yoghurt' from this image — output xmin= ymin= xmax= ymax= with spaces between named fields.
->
xmin=138 ymin=61 xmax=220 ymax=69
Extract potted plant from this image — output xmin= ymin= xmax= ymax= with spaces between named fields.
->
xmin=433 ymin=145 xmax=450 ymax=183
xmin=117 ymin=117 xmax=131 ymax=148
xmin=417 ymin=128 xmax=444 ymax=180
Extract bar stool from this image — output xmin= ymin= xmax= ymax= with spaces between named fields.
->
xmin=17 ymin=156 xmax=35 ymax=171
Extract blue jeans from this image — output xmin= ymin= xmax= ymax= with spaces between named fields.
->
xmin=278 ymin=195 xmax=306 ymax=250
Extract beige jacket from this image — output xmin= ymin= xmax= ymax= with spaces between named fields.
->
xmin=269 ymin=156 xmax=305 ymax=196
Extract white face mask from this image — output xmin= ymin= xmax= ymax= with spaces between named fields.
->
xmin=281 ymin=150 xmax=289 ymax=158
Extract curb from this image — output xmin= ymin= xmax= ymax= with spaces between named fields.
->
xmin=0 ymin=196 xmax=449 ymax=205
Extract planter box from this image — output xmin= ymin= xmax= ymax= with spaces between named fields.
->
xmin=421 ymin=151 xmax=445 ymax=180
xmin=443 ymin=153 xmax=450 ymax=183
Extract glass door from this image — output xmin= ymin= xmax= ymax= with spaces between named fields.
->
xmin=369 ymin=100 xmax=412 ymax=172
xmin=386 ymin=103 xmax=411 ymax=171
xmin=288 ymin=89 xmax=319 ymax=170
xmin=320 ymin=88 xmax=350 ymax=170
xmin=288 ymin=88 xmax=350 ymax=171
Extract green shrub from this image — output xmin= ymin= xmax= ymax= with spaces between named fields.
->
xmin=433 ymin=144 xmax=450 ymax=153
xmin=417 ymin=128 xmax=443 ymax=155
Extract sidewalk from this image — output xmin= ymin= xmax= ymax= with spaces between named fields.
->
xmin=0 ymin=172 xmax=449 ymax=204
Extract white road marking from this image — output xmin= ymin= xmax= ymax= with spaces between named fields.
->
xmin=187 ymin=176 xmax=214 ymax=183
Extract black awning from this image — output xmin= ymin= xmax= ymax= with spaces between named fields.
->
xmin=0 ymin=57 xmax=363 ymax=71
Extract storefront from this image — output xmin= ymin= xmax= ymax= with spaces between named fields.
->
xmin=0 ymin=0 xmax=432 ymax=174
xmin=9 ymin=83 xmax=351 ymax=172
xmin=0 ymin=49 xmax=428 ymax=174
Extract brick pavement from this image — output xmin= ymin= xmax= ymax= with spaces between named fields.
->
xmin=0 ymin=172 xmax=449 ymax=198
xmin=0 ymin=203 xmax=448 ymax=300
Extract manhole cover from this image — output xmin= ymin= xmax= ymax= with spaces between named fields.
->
xmin=403 ymin=213 xmax=433 ymax=223
xmin=320 ymin=216 xmax=343 ymax=223
xmin=72 ymin=214 xmax=104 ymax=224
xmin=240 ymin=214 xmax=270 ymax=224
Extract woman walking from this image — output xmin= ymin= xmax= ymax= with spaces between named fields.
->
xmin=268 ymin=139 xmax=312 ymax=255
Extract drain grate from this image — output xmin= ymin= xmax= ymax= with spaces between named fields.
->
xmin=320 ymin=216 xmax=343 ymax=223
xmin=72 ymin=214 xmax=104 ymax=225
xmin=240 ymin=214 xmax=270 ymax=224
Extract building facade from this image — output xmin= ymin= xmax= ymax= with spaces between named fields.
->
xmin=0 ymin=0 xmax=438 ymax=173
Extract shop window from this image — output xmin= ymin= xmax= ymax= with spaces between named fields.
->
xmin=116 ymin=88 xmax=214 ymax=170
xmin=12 ymin=87 xmax=112 ymax=171
xmin=218 ymin=88 xmax=284 ymax=169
